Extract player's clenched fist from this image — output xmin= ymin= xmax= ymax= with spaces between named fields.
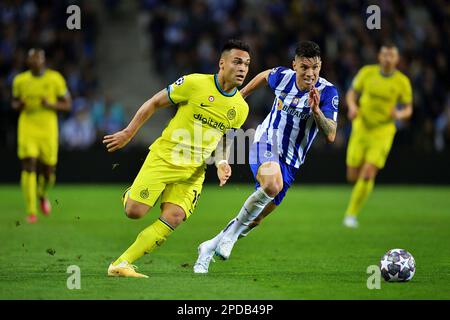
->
xmin=103 ymin=130 xmax=132 ymax=152
xmin=217 ymin=162 xmax=232 ymax=187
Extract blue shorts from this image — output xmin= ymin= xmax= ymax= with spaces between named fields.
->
xmin=249 ymin=142 xmax=298 ymax=206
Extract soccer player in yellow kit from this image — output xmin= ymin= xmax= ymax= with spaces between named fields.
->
xmin=12 ymin=49 xmax=71 ymax=224
xmin=103 ymin=40 xmax=251 ymax=278
xmin=343 ymin=44 xmax=413 ymax=228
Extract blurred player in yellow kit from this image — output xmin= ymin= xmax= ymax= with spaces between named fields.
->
xmin=343 ymin=43 xmax=413 ymax=228
xmin=12 ymin=49 xmax=71 ymax=224
xmin=103 ymin=40 xmax=251 ymax=278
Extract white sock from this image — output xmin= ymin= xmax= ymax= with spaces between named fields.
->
xmin=222 ymin=188 xmax=273 ymax=241
xmin=207 ymin=218 xmax=236 ymax=249
xmin=238 ymin=225 xmax=255 ymax=239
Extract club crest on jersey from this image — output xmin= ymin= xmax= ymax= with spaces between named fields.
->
xmin=227 ymin=108 xmax=236 ymax=120
xmin=332 ymin=96 xmax=339 ymax=108
xmin=264 ymin=151 xmax=273 ymax=158
xmin=140 ymin=188 xmax=149 ymax=199
xmin=174 ymin=76 xmax=184 ymax=86
xmin=277 ymin=99 xmax=283 ymax=110
xmin=208 ymin=96 xmax=214 ymax=102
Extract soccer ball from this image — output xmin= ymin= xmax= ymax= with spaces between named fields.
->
xmin=379 ymin=249 xmax=416 ymax=282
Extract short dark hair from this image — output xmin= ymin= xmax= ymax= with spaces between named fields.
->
xmin=380 ymin=40 xmax=398 ymax=50
xmin=295 ymin=41 xmax=321 ymax=59
xmin=221 ymin=39 xmax=250 ymax=55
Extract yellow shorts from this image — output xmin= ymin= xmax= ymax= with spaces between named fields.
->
xmin=128 ymin=150 xmax=205 ymax=219
xmin=18 ymin=133 xmax=58 ymax=166
xmin=346 ymin=126 xmax=395 ymax=169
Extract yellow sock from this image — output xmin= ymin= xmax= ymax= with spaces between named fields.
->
xmin=21 ymin=171 xmax=37 ymax=215
xmin=113 ymin=218 xmax=174 ymax=265
xmin=38 ymin=173 xmax=55 ymax=198
xmin=345 ymin=178 xmax=374 ymax=217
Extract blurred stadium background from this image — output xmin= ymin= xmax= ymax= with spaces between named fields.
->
xmin=1 ymin=0 xmax=449 ymax=184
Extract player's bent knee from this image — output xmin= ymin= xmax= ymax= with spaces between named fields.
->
xmin=165 ymin=216 xmax=183 ymax=228
xmin=360 ymin=164 xmax=378 ymax=181
xmin=347 ymin=174 xmax=358 ymax=184
xmin=125 ymin=208 xmax=145 ymax=219
xmin=346 ymin=167 xmax=359 ymax=183
xmin=125 ymin=202 xmax=149 ymax=219
xmin=362 ymin=173 xmax=376 ymax=181
xmin=160 ymin=206 xmax=185 ymax=228
xmin=261 ymin=180 xmax=283 ymax=198
xmin=22 ymin=158 xmax=37 ymax=172
xmin=162 ymin=212 xmax=184 ymax=228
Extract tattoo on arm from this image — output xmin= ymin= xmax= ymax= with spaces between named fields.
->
xmin=312 ymin=110 xmax=337 ymax=137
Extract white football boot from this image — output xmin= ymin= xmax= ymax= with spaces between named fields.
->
xmin=215 ymin=237 xmax=236 ymax=260
xmin=343 ymin=216 xmax=359 ymax=228
xmin=193 ymin=240 xmax=216 ymax=274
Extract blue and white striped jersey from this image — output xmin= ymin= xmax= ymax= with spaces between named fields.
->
xmin=254 ymin=66 xmax=339 ymax=168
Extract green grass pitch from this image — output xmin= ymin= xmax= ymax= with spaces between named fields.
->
xmin=1 ymin=184 xmax=449 ymax=299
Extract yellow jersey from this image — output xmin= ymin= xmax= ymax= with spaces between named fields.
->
xmin=352 ymin=64 xmax=412 ymax=133
xmin=12 ymin=69 xmax=68 ymax=138
xmin=151 ymin=73 xmax=249 ymax=167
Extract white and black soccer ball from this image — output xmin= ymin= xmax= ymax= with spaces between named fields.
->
xmin=379 ymin=249 xmax=416 ymax=282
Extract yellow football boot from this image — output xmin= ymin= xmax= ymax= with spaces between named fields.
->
xmin=107 ymin=261 xmax=149 ymax=278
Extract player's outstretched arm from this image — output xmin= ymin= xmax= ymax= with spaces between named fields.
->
xmin=240 ymin=69 xmax=271 ymax=99
xmin=309 ymin=88 xmax=336 ymax=143
xmin=103 ymin=89 xmax=171 ymax=152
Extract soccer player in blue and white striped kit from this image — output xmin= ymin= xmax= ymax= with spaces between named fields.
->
xmin=194 ymin=41 xmax=339 ymax=273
